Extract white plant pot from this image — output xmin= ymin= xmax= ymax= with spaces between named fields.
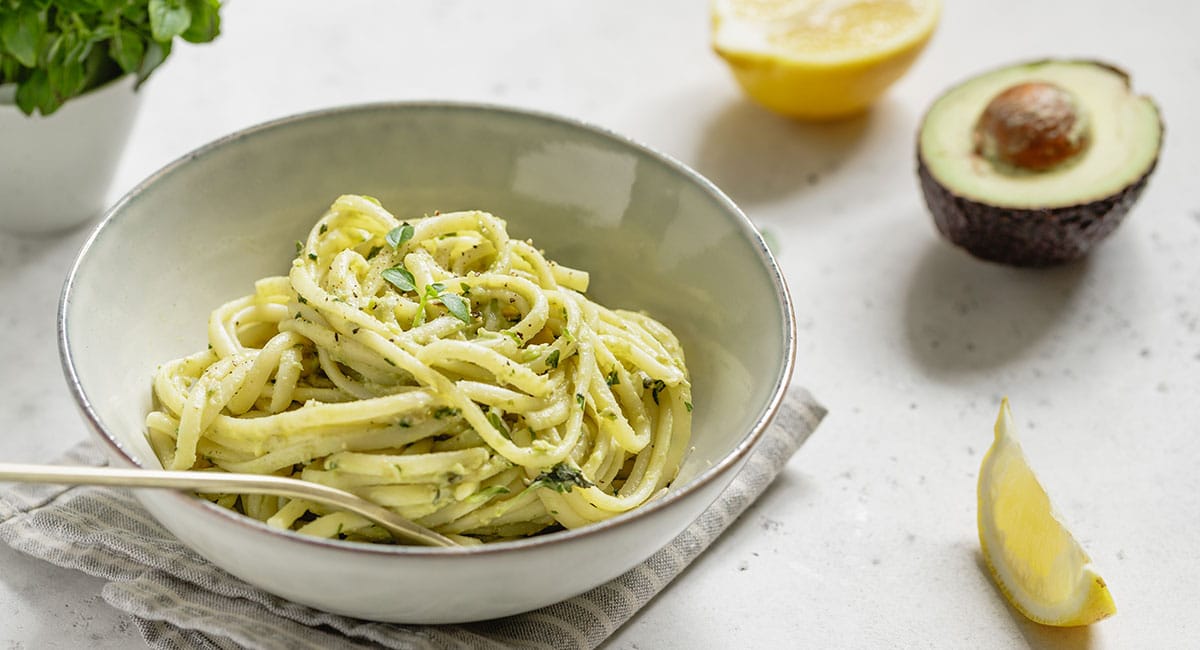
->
xmin=0 ymin=75 xmax=141 ymax=235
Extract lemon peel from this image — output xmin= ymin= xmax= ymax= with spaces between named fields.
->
xmin=712 ymin=0 xmax=940 ymax=119
xmin=977 ymin=399 xmax=1116 ymax=626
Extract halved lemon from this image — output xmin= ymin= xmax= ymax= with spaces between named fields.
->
xmin=712 ymin=0 xmax=941 ymax=119
xmin=977 ymin=399 xmax=1117 ymax=626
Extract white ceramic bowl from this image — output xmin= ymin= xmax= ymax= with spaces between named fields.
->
xmin=60 ymin=103 xmax=794 ymax=623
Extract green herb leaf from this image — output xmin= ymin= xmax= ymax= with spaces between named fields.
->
xmin=684 ymin=401 xmax=693 ymax=412
xmin=364 ymin=245 xmax=382 ymax=260
xmin=545 ymin=349 xmax=560 ymax=369
xmin=465 ymin=485 xmax=511 ymax=504
xmin=1 ymin=55 xmax=20 ymax=86
xmin=425 ymin=283 xmax=445 ymax=300
xmin=382 ymin=266 xmax=415 ymax=292
xmin=109 ymin=28 xmax=145 ymax=74
xmin=460 ymin=282 xmax=471 ymax=295
xmin=295 ymin=240 xmax=303 ymax=254
xmin=645 ymin=379 xmax=666 ymax=405
xmin=575 ymin=393 xmax=585 ymax=409
xmin=386 ymin=223 xmax=413 ymax=249
xmin=318 ymin=223 xmax=328 ymax=235
xmin=307 ymin=253 xmax=318 ymax=261
xmin=148 ymin=0 xmax=192 ymax=42
xmin=136 ymin=39 xmax=172 ymax=87
xmin=440 ymin=292 xmax=471 ymax=324
xmin=433 ymin=406 xmax=460 ymax=419
xmin=13 ymin=69 xmax=50 ymax=116
xmin=181 ymin=0 xmax=221 ymax=43
xmin=46 ymin=59 xmax=85 ymax=106
xmin=487 ymin=411 xmax=510 ymax=438
xmin=1 ymin=7 xmax=44 ymax=68
xmin=528 ymin=463 xmax=594 ymax=494
xmin=605 ymin=370 xmax=619 ymax=386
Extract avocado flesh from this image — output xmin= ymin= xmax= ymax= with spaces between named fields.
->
xmin=917 ymin=60 xmax=1162 ymax=266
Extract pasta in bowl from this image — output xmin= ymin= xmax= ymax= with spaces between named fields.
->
xmin=149 ymin=195 xmax=693 ymax=544
xmin=60 ymin=103 xmax=793 ymax=622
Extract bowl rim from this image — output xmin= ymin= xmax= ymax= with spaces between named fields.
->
xmin=58 ymin=100 xmax=797 ymax=557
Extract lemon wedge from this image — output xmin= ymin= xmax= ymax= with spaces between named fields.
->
xmin=977 ymin=399 xmax=1117 ymax=626
xmin=712 ymin=0 xmax=941 ymax=119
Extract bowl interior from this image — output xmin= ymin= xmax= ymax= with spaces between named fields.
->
xmin=63 ymin=104 xmax=792 ymax=521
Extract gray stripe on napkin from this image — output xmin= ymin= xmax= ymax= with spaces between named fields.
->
xmin=0 ymin=389 xmax=824 ymax=649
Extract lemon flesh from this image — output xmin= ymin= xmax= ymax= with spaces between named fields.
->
xmin=977 ymin=399 xmax=1117 ymax=626
xmin=712 ymin=0 xmax=940 ymax=119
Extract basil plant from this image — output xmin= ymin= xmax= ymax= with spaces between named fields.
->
xmin=0 ymin=0 xmax=221 ymax=116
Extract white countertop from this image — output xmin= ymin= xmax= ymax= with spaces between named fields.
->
xmin=2 ymin=1 xmax=1198 ymax=647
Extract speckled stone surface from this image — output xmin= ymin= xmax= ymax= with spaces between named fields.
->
xmin=2 ymin=1 xmax=1198 ymax=647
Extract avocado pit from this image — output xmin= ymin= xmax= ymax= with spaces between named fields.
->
xmin=974 ymin=82 xmax=1090 ymax=172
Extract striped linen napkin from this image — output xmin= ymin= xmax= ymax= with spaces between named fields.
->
xmin=0 ymin=389 xmax=823 ymax=649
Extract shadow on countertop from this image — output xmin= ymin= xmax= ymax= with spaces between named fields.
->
xmin=973 ymin=551 xmax=1097 ymax=650
xmin=695 ymin=99 xmax=878 ymax=208
xmin=903 ymin=240 xmax=1092 ymax=376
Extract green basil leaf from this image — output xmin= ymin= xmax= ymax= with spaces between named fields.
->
xmin=109 ymin=28 xmax=144 ymax=74
xmin=47 ymin=59 xmax=85 ymax=102
xmin=1 ymin=6 xmax=44 ymax=68
xmin=486 ymin=411 xmax=510 ymax=438
xmin=382 ymin=266 xmax=415 ymax=292
xmin=67 ymin=32 xmax=97 ymax=65
xmin=385 ymin=223 xmax=413 ymax=250
xmin=136 ymin=38 xmax=170 ymax=87
xmin=15 ymin=68 xmax=57 ymax=115
xmin=527 ymin=463 xmax=593 ymax=494
xmin=545 ymin=349 xmax=560 ymax=369
xmin=1 ymin=55 xmax=19 ymax=85
xmin=181 ymin=0 xmax=220 ymax=43
xmin=55 ymin=0 xmax=101 ymax=13
xmin=13 ymin=68 xmax=42 ymax=115
xmin=648 ymin=379 xmax=666 ymax=405
xmin=148 ymin=0 xmax=192 ymax=42
xmin=44 ymin=33 xmax=64 ymax=66
xmin=439 ymin=293 xmax=471 ymax=324
xmin=465 ymin=485 xmax=510 ymax=504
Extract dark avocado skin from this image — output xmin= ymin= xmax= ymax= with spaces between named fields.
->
xmin=918 ymin=154 xmax=1157 ymax=267
xmin=916 ymin=59 xmax=1162 ymax=267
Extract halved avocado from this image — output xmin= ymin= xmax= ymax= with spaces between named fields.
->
xmin=917 ymin=60 xmax=1163 ymax=266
